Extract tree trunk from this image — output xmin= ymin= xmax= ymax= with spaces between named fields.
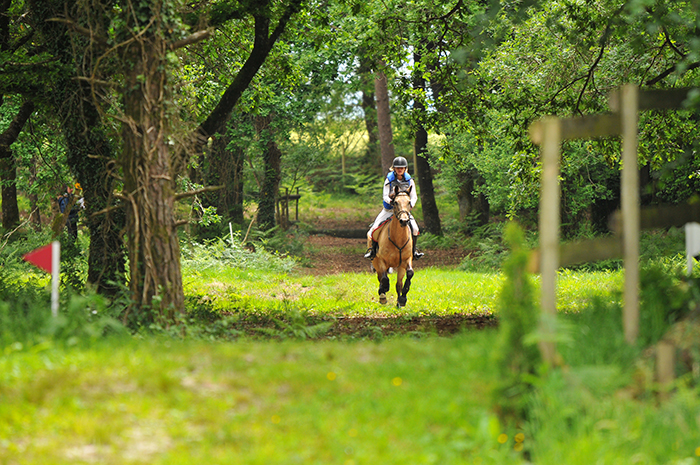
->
xmin=205 ymin=131 xmax=245 ymax=226
xmin=412 ymin=51 xmax=442 ymax=236
xmin=456 ymin=168 xmax=490 ymax=227
xmin=0 ymin=100 xmax=34 ymax=230
xmin=358 ymin=55 xmax=380 ymax=172
xmin=255 ymin=115 xmax=282 ymax=231
xmin=414 ymin=128 xmax=442 ymax=236
xmin=120 ymin=18 xmax=183 ymax=321
xmin=28 ymin=155 xmax=41 ymax=228
xmin=29 ymin=0 xmax=126 ymax=295
xmin=374 ymin=64 xmax=395 ymax=176
xmin=0 ymin=156 xmax=18 ymax=230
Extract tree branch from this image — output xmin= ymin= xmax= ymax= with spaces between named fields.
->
xmin=0 ymin=100 xmax=34 ymax=152
xmin=174 ymin=185 xmax=224 ymax=201
xmin=170 ymin=29 xmax=211 ymax=50
xmin=191 ymin=0 xmax=303 ymax=154
xmin=645 ymin=61 xmax=700 ymax=87
xmin=47 ymin=17 xmax=108 ymax=48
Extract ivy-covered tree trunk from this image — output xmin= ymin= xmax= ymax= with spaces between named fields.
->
xmin=62 ymin=112 xmax=126 ymax=294
xmin=255 ymin=115 xmax=281 ymax=231
xmin=120 ymin=5 xmax=184 ymax=320
xmin=29 ymin=0 xmax=126 ymax=295
xmin=0 ymin=100 xmax=33 ymax=230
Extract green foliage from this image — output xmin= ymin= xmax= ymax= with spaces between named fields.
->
xmin=418 ymin=232 xmax=458 ymax=250
xmin=638 ymin=264 xmax=698 ymax=347
xmin=253 ymin=307 xmax=335 ymax=340
xmin=493 ymin=222 xmax=541 ymax=420
xmin=458 ymin=222 xmax=511 ymax=272
xmin=0 ymin=265 xmax=127 ymax=350
xmin=560 ymin=295 xmax=639 ymax=367
xmin=181 ymin=233 xmax=297 ymax=274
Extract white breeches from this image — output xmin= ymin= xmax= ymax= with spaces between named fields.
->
xmin=367 ymin=208 xmax=419 ymax=240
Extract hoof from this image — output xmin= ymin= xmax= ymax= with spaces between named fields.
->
xmin=379 ymin=293 xmax=387 ymax=304
xmin=397 ymin=296 xmax=407 ymax=307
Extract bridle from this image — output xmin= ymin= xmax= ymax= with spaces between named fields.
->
xmin=392 ymin=192 xmax=411 ymax=223
xmin=388 ymin=192 xmax=412 ymax=264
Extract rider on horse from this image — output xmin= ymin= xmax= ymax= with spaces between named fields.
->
xmin=364 ymin=156 xmax=424 ymax=261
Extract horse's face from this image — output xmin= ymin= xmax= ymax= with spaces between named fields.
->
xmin=392 ymin=191 xmax=412 ymax=226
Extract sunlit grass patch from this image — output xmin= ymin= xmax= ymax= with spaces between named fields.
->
xmin=184 ymin=264 xmax=623 ymax=319
xmin=556 ymin=269 xmax=624 ymax=313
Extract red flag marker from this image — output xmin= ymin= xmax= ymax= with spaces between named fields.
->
xmin=23 ymin=243 xmax=55 ymax=273
xmin=22 ymin=241 xmax=61 ymax=317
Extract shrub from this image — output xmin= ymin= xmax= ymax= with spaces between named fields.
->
xmin=492 ymin=222 xmax=541 ymax=420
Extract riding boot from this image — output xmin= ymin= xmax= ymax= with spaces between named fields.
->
xmin=364 ymin=241 xmax=378 ymax=260
xmin=412 ymin=235 xmax=424 ymax=260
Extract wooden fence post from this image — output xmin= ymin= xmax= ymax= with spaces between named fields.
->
xmin=538 ymin=117 xmax=561 ymax=365
xmin=621 ymin=84 xmax=640 ymax=344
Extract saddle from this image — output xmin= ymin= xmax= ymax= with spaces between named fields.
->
xmin=371 ymin=219 xmax=391 ymax=242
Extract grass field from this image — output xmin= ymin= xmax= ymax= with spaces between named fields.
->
xmin=2 ymin=323 xmax=699 ymax=464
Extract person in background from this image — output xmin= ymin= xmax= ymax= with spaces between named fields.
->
xmin=363 ymin=156 xmax=424 ymax=261
xmin=58 ymin=183 xmax=83 ymax=240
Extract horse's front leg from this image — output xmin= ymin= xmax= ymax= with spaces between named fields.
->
xmin=397 ymin=266 xmax=414 ymax=307
xmin=395 ymin=268 xmax=405 ymax=307
xmin=377 ymin=270 xmax=390 ymax=305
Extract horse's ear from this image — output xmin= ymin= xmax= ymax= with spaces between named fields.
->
xmin=394 ymin=185 xmax=399 ymax=195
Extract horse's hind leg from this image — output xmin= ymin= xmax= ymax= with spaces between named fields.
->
xmin=378 ymin=271 xmax=390 ymax=304
xmin=397 ymin=267 xmax=414 ymax=307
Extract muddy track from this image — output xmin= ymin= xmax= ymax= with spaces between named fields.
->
xmin=225 ymin=312 xmax=498 ymax=339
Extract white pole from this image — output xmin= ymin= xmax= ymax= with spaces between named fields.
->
xmin=229 ymin=222 xmax=234 ymax=246
xmin=686 ymin=222 xmax=700 ymax=276
xmin=51 ymin=241 xmax=60 ymax=318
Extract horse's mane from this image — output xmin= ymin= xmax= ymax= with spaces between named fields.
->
xmin=391 ymin=180 xmax=411 ymax=193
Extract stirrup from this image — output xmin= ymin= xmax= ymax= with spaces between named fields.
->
xmin=413 ymin=250 xmax=424 ymax=260
xmin=364 ymin=248 xmax=375 ymax=260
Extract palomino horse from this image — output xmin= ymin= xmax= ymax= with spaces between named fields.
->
xmin=371 ymin=185 xmax=414 ymax=307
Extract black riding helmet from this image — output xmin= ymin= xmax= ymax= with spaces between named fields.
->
xmin=392 ymin=156 xmax=408 ymax=169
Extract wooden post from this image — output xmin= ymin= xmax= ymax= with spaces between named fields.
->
xmin=621 ymin=84 xmax=640 ymax=344
xmin=539 ymin=117 xmax=561 ymax=365
xmin=656 ymin=340 xmax=675 ymax=399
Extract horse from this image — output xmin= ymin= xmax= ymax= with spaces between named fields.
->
xmin=370 ymin=185 xmax=415 ymax=307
